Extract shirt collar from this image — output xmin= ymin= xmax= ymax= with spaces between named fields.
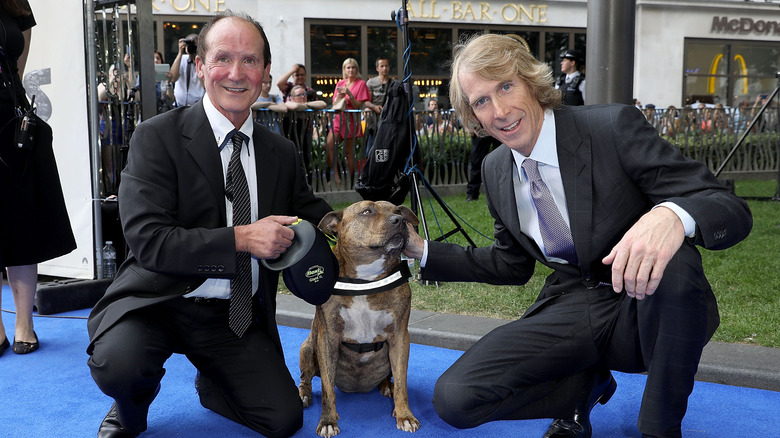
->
xmin=511 ymin=109 xmax=558 ymax=180
xmin=202 ymin=93 xmax=254 ymax=151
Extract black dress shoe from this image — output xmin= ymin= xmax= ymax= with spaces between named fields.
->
xmin=0 ymin=337 xmax=9 ymax=357
xmin=465 ymin=194 xmax=478 ymax=202
xmin=542 ymin=372 xmax=617 ymax=438
xmin=98 ymin=404 xmax=139 ymax=438
xmin=12 ymin=331 xmax=39 ymax=354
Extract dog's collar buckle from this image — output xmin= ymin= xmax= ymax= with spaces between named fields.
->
xmin=332 ymin=263 xmax=411 ymax=296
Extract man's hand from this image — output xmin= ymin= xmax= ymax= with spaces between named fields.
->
xmin=601 ymin=207 xmax=685 ymax=300
xmin=402 ymin=223 xmax=425 ymax=260
xmin=234 ymin=215 xmax=298 ymax=260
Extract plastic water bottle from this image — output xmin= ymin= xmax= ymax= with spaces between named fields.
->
xmin=102 ymin=241 xmax=117 ymax=279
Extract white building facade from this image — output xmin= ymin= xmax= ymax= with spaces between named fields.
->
xmin=139 ymin=0 xmax=780 ymax=108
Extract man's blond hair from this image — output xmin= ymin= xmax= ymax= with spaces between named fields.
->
xmin=449 ymin=33 xmax=561 ymax=136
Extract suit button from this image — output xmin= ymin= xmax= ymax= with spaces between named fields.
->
xmin=218 ymin=265 xmax=225 ymax=273
xmin=196 ymin=265 xmax=203 ymax=272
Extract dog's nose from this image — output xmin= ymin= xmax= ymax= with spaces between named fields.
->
xmin=389 ymin=214 xmax=404 ymax=225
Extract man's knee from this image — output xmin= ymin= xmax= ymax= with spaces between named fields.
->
xmin=255 ymin=403 xmax=303 ymax=438
xmin=432 ymin=375 xmax=483 ymax=429
xmin=88 ymin=340 xmax=163 ymax=398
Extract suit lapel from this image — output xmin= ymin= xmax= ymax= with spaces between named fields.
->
xmin=182 ymin=100 xmax=227 ymax=223
xmin=554 ymin=107 xmax=593 ymax=268
xmin=252 ymin=124 xmax=279 ymax=217
xmin=493 ymin=147 xmax=544 ymax=259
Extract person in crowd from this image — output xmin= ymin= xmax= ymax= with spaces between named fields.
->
xmin=169 ymin=33 xmax=205 ymax=107
xmin=733 ymin=99 xmax=752 ymax=132
xmin=0 ymin=0 xmax=76 ymax=357
xmin=285 ymin=84 xmax=326 ymax=181
xmin=254 ymin=74 xmax=287 ymax=136
xmin=750 ymin=93 xmax=777 ymax=133
xmin=152 ymin=50 xmax=175 ymax=113
xmin=421 ymin=98 xmax=448 ymax=134
xmin=363 ymin=56 xmax=392 ymax=154
xmin=660 ymin=105 xmax=680 ymax=137
xmin=633 ymin=98 xmax=642 ymax=109
xmin=555 ymin=49 xmax=585 ymax=105
xmin=277 ymin=63 xmax=316 ymax=102
xmin=87 ymin=11 xmax=331 ymax=438
xmin=709 ymin=103 xmax=730 ymax=133
xmin=403 ymin=33 xmax=752 ymax=438
xmin=325 ymin=57 xmax=369 ymax=184
xmin=643 ymin=103 xmax=661 ymax=131
xmin=465 ymin=134 xmax=501 ymax=201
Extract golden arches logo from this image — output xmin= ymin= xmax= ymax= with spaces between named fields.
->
xmin=708 ymin=53 xmax=748 ymax=94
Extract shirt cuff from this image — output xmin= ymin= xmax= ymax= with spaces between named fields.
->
xmin=420 ymin=240 xmax=430 ymax=267
xmin=655 ymin=201 xmax=696 ymax=237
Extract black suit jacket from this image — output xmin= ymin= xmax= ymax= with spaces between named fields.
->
xmin=87 ymin=100 xmax=331 ymax=353
xmin=423 ymin=104 xmax=751 ymax=306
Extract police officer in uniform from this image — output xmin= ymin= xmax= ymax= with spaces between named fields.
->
xmin=555 ymin=49 xmax=585 ymax=106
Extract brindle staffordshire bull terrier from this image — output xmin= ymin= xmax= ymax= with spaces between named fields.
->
xmin=298 ymin=200 xmax=421 ymax=437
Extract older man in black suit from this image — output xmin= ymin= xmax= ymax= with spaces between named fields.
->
xmin=403 ymin=34 xmax=752 ymax=438
xmin=87 ymin=11 xmax=331 ymax=438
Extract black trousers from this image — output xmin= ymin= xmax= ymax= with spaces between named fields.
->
xmin=88 ymin=297 xmax=302 ymax=438
xmin=433 ymin=250 xmax=716 ymax=437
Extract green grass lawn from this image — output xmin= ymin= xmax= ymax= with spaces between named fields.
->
xmin=336 ymin=179 xmax=780 ymax=349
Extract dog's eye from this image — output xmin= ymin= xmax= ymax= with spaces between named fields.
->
xmin=360 ymin=208 xmax=373 ymax=215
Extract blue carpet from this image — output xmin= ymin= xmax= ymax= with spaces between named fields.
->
xmin=1 ymin=284 xmax=778 ymax=437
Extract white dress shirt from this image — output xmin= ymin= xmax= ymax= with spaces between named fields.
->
xmin=184 ymin=96 xmax=259 ymax=299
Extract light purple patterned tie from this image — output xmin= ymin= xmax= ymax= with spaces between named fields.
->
xmin=226 ymin=130 xmax=252 ymax=337
xmin=521 ymin=158 xmax=577 ymax=264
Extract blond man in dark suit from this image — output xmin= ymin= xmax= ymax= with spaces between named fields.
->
xmin=404 ymin=33 xmax=752 ymax=438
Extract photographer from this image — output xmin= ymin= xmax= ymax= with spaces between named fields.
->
xmin=169 ymin=33 xmax=204 ymax=107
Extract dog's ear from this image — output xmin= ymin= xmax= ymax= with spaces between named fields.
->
xmin=397 ymin=205 xmax=419 ymax=227
xmin=318 ymin=210 xmax=343 ymax=236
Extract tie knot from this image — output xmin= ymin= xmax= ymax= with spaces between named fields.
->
xmin=521 ymin=158 xmax=541 ymax=182
xmin=231 ymin=130 xmax=248 ymax=149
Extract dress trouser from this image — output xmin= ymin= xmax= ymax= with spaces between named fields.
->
xmin=433 ymin=248 xmax=716 ymax=437
xmin=88 ymin=297 xmax=303 ymax=438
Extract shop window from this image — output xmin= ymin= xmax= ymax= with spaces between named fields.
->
xmin=310 ymin=24 xmax=362 ymax=75
xmin=408 ymin=27 xmax=452 ymax=77
xmin=367 ymin=26 xmax=398 ymax=77
xmin=545 ymin=32 xmax=569 ymax=73
xmin=684 ymin=39 xmax=779 ymax=107
xmin=162 ymin=21 xmax=205 ymax=68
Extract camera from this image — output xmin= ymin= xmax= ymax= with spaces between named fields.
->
xmin=183 ymin=38 xmax=197 ymax=55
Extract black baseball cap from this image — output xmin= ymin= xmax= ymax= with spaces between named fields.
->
xmin=261 ymin=220 xmax=338 ymax=305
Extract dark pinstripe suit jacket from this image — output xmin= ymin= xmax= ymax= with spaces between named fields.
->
xmin=423 ymin=103 xmax=751 ymax=317
xmin=87 ymin=100 xmax=331 ymax=354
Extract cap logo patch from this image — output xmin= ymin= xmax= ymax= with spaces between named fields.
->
xmin=306 ymin=265 xmax=326 ymax=283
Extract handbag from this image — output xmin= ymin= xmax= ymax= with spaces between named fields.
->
xmin=14 ymin=95 xmax=37 ymax=150
xmin=331 ymin=97 xmax=347 ymax=112
xmin=0 ymin=45 xmax=38 ymax=150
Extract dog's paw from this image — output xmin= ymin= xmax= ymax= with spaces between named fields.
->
xmin=396 ymin=416 xmax=421 ymax=433
xmin=378 ymin=378 xmax=393 ymax=398
xmin=316 ymin=423 xmax=341 ymax=437
xmin=300 ymin=394 xmax=312 ymax=407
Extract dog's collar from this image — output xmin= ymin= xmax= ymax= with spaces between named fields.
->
xmin=332 ymin=262 xmax=411 ymax=296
